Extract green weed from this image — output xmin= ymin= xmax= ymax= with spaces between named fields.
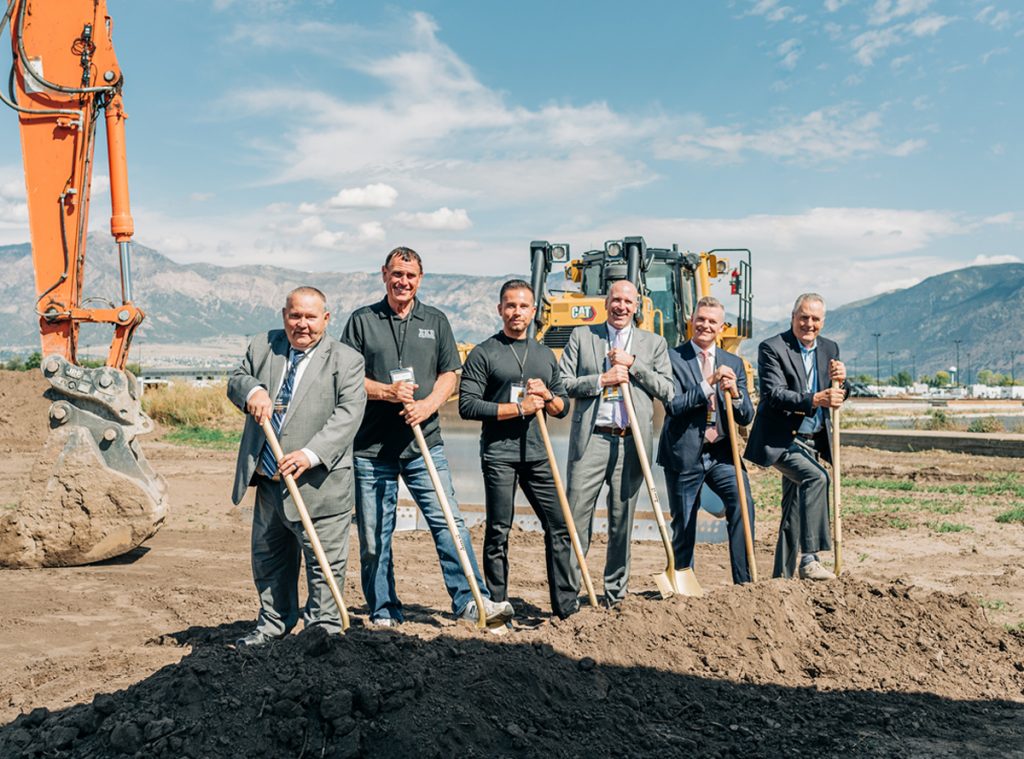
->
xmin=844 ymin=477 xmax=915 ymax=492
xmin=978 ymin=598 xmax=1008 ymax=611
xmin=926 ymin=521 xmax=973 ymax=534
xmin=917 ymin=500 xmax=964 ymax=515
xmin=995 ymin=506 xmax=1024 ymax=525
xmin=163 ymin=426 xmax=241 ymax=450
xmin=888 ymin=518 xmax=911 ymax=530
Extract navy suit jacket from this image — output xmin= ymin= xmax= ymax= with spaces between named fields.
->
xmin=744 ymin=329 xmax=848 ymax=468
xmin=657 ymin=342 xmax=753 ymax=473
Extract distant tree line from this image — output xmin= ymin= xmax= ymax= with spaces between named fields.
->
xmin=2 ymin=352 xmax=141 ymax=375
xmin=852 ymin=370 xmax=1016 ymax=387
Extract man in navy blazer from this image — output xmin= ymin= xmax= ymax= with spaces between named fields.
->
xmin=657 ymin=296 xmax=756 ymax=584
xmin=744 ymin=292 xmax=847 ymax=581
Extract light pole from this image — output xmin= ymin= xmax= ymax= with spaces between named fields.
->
xmin=911 ymin=353 xmax=917 ymax=383
xmin=954 ymin=339 xmax=962 ymax=388
xmin=1012 ymin=352 xmax=1017 ymax=387
xmin=888 ymin=351 xmax=896 ymax=383
xmin=872 ymin=332 xmax=882 ymax=385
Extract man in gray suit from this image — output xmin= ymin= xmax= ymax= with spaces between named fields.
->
xmin=559 ymin=280 xmax=674 ymax=605
xmin=228 ymin=286 xmax=366 ymax=647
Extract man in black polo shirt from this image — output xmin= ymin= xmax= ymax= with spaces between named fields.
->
xmin=458 ymin=279 xmax=577 ymax=619
xmin=341 ymin=247 xmax=513 ymax=626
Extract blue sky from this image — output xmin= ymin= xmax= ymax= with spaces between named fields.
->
xmin=1 ymin=0 xmax=1021 ymax=319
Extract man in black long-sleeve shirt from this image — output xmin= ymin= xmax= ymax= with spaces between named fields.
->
xmin=459 ymin=279 xmax=577 ymax=619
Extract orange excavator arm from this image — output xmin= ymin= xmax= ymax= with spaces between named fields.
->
xmin=0 ymin=0 xmax=166 ymax=568
xmin=4 ymin=0 xmax=142 ymax=369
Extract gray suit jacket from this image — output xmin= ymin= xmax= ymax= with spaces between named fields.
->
xmin=227 ymin=330 xmax=366 ymax=521
xmin=558 ymin=324 xmax=674 ymax=462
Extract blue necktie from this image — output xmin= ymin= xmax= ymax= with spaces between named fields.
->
xmin=259 ymin=350 xmax=304 ymax=477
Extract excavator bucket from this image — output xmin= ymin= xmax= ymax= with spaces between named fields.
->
xmin=0 ymin=356 xmax=167 ymax=568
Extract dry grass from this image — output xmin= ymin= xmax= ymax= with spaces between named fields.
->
xmin=142 ymin=382 xmax=241 ymax=431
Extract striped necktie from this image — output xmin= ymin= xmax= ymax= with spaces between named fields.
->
xmin=259 ymin=350 xmax=305 ymax=477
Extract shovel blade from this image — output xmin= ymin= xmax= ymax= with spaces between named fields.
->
xmin=653 ymin=571 xmax=676 ymax=599
xmin=674 ymin=568 xmax=705 ymax=597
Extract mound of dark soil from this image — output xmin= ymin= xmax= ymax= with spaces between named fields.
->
xmin=2 ymin=579 xmax=1022 ymax=758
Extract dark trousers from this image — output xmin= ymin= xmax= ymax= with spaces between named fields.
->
xmin=252 ymin=475 xmax=351 ymax=636
xmin=772 ymin=437 xmax=832 ymax=578
xmin=663 ymin=441 xmax=756 ymax=585
xmin=481 ymin=458 xmax=578 ymax=618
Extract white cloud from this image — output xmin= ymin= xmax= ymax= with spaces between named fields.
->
xmin=981 ymin=46 xmax=1009 ymax=64
xmin=311 ymin=229 xmax=345 ymax=249
xmin=851 ymin=27 xmax=903 ymax=65
xmin=358 ymin=221 xmax=386 ymax=241
xmin=656 ymin=105 xmax=923 ymax=163
xmin=394 ymin=207 xmax=471 ymax=231
xmin=824 ymin=0 xmax=850 ymax=11
xmin=0 ymin=167 xmax=29 ymax=238
xmin=91 ymin=174 xmax=110 ymax=197
xmin=907 ymin=15 xmax=953 ymax=36
xmin=970 ymin=253 xmax=1021 ymax=265
xmin=776 ymin=38 xmax=803 ymax=69
xmin=747 ymin=0 xmax=794 ymax=23
xmin=975 ymin=6 xmax=1012 ymax=31
xmin=327 ymin=183 xmax=398 ymax=209
xmin=981 ymin=212 xmax=1013 ymax=225
xmin=296 ymin=215 xmax=324 ymax=233
xmin=565 ymin=206 xmax=971 ymax=318
xmin=190 ymin=192 xmax=214 ymax=202
xmin=297 ymin=202 xmax=319 ymax=214
xmin=868 ymin=0 xmax=933 ymax=26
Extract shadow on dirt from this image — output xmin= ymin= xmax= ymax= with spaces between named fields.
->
xmin=2 ymin=618 xmax=1022 ymax=758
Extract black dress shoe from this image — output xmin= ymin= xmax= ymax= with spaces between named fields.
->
xmin=234 ymin=629 xmax=280 ymax=649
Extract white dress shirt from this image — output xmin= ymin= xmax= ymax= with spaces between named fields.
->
xmin=594 ymin=324 xmax=633 ymax=428
xmin=246 ymin=342 xmax=322 ymax=467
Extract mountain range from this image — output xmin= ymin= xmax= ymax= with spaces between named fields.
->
xmin=748 ymin=263 xmax=1024 ymax=381
xmin=3 ymin=237 xmax=1022 ymax=378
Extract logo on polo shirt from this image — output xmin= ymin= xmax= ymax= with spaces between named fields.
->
xmin=418 ymin=328 xmax=436 ymax=339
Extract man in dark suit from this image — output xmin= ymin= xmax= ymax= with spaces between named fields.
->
xmin=228 ymin=286 xmax=366 ymax=647
xmin=657 ymin=296 xmax=756 ymax=584
xmin=744 ymin=292 xmax=847 ymax=581
xmin=559 ymin=280 xmax=674 ymax=605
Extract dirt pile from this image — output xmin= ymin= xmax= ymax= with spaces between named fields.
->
xmin=0 ymin=369 xmax=50 ymax=452
xmin=2 ymin=578 xmax=1021 ymax=758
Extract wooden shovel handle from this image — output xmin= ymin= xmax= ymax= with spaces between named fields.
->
xmin=724 ymin=386 xmax=757 ymax=583
xmin=535 ymin=411 xmax=599 ymax=607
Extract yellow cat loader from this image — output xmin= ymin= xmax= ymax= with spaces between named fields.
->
xmin=527 ymin=236 xmax=753 ymax=371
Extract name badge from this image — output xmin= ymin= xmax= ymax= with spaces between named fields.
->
xmin=509 ymin=383 xmax=525 ymax=403
xmin=706 ymin=408 xmax=717 ymax=426
xmin=602 ymin=385 xmax=623 ymax=402
xmin=390 ymin=366 xmax=415 ymax=384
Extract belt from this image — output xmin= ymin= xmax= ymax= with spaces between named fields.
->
xmin=256 ymin=471 xmax=281 ymax=482
xmin=796 ymin=431 xmax=820 ymax=440
xmin=594 ymin=425 xmax=631 ymax=437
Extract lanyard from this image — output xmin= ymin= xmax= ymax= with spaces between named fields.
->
xmin=388 ymin=308 xmax=412 ymax=366
xmin=508 ymin=337 xmax=530 ymax=380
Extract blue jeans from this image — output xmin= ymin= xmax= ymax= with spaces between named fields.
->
xmin=354 ymin=446 xmax=488 ymax=621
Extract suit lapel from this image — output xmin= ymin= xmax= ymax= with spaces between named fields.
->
xmin=783 ymin=331 xmax=808 ymax=392
xmin=267 ymin=333 xmax=288 ymax=397
xmin=816 ymin=342 xmax=831 ymax=391
xmin=678 ymin=342 xmax=702 ymax=387
xmin=591 ymin=324 xmax=608 ymax=371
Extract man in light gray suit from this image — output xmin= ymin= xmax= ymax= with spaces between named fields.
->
xmin=559 ymin=280 xmax=674 ymax=605
xmin=228 ymin=286 xmax=366 ymax=648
